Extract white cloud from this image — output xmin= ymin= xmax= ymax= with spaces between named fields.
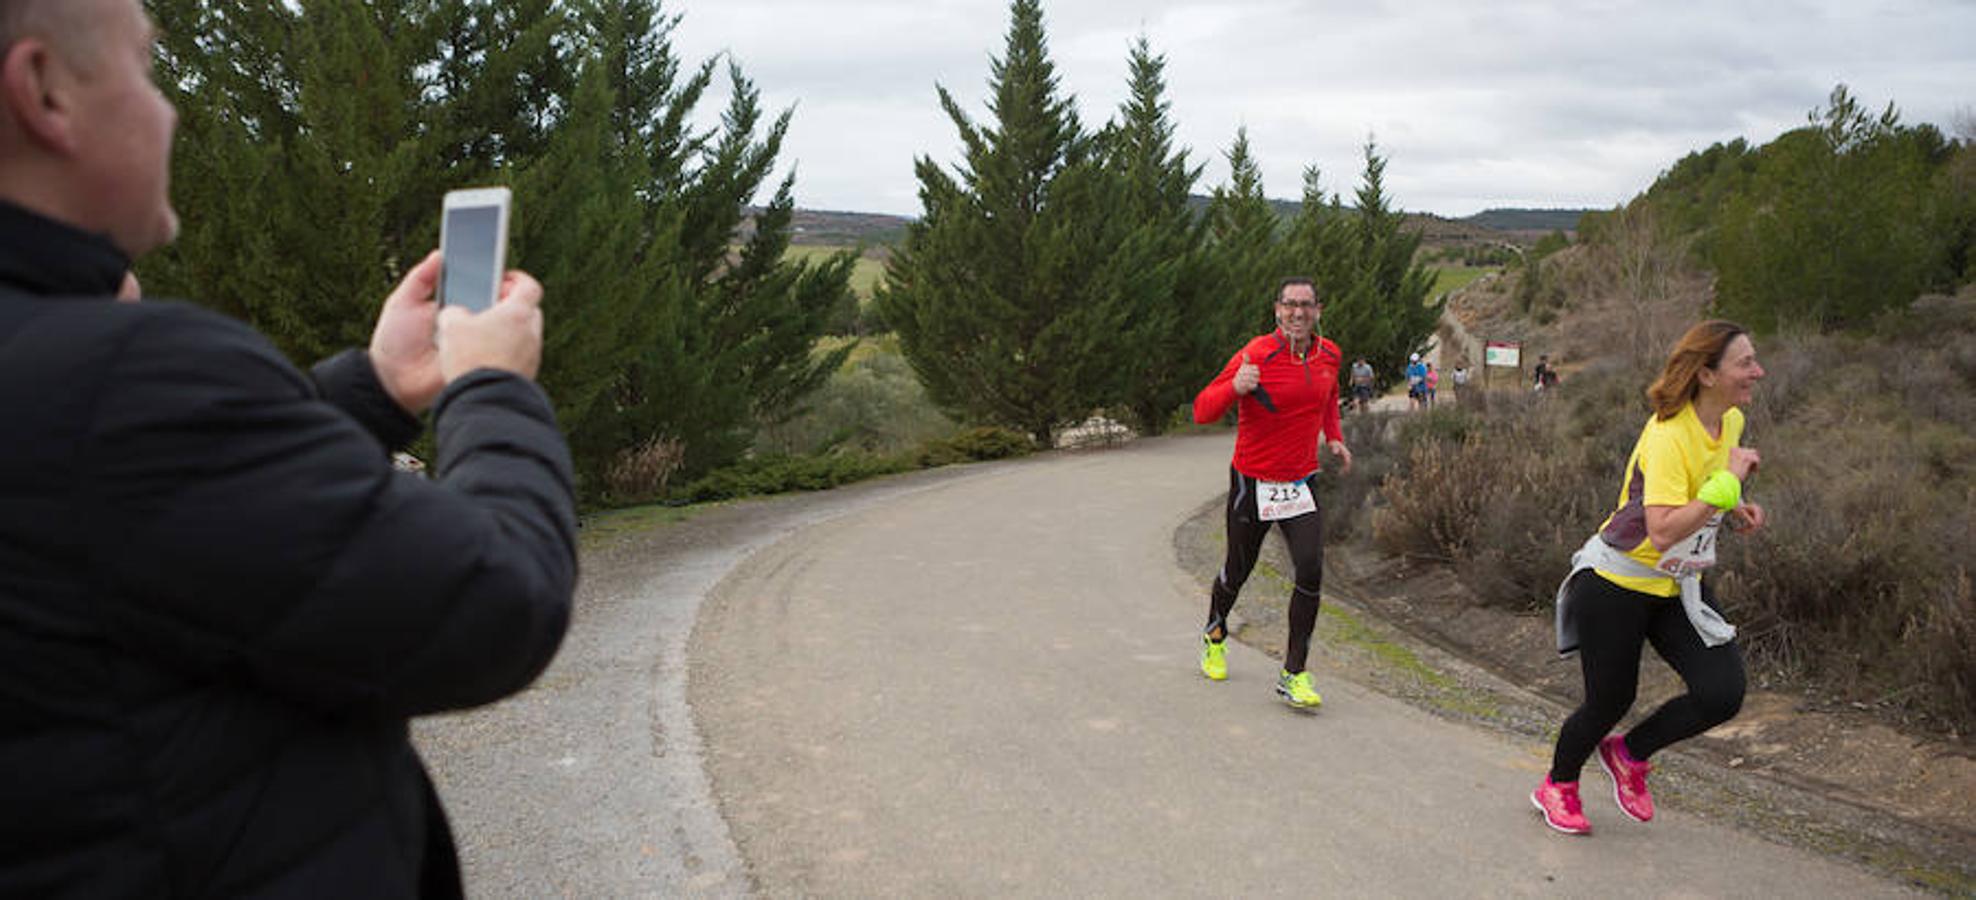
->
xmin=667 ymin=0 xmax=1976 ymax=217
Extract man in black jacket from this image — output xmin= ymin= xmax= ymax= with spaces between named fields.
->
xmin=0 ymin=1 xmax=578 ymax=896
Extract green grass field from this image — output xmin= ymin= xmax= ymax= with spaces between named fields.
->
xmin=1429 ymin=265 xmax=1495 ymax=299
xmin=783 ymin=245 xmax=887 ymax=300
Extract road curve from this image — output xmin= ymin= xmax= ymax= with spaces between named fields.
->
xmin=691 ymin=433 xmax=1912 ymax=897
xmin=412 ymin=462 xmax=1012 ymax=897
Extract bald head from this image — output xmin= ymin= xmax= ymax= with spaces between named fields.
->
xmin=0 ymin=0 xmax=113 ymax=71
xmin=0 ymin=0 xmax=178 ymax=258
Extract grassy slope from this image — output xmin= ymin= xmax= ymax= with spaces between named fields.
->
xmin=1429 ymin=265 xmax=1495 ymax=299
xmin=782 ymin=244 xmax=887 ymax=300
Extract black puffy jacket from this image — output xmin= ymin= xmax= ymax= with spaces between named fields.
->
xmin=0 ymin=202 xmax=578 ymax=898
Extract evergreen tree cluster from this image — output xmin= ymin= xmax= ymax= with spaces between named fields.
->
xmin=1581 ymin=84 xmax=1975 ymax=332
xmin=140 ymin=0 xmax=855 ymax=502
xmin=880 ymin=0 xmax=1440 ymax=446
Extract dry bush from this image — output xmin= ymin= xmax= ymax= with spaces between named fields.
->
xmin=1714 ymin=315 xmax=1976 ymax=727
xmin=1314 ymin=411 xmax=1406 ymax=544
xmin=1409 ymin=211 xmax=1976 ymax=727
xmin=1740 ymin=331 xmax=1829 ymax=426
xmin=1370 ymin=325 xmax=1976 ymax=729
xmin=1373 ymin=438 xmax=1485 ymax=562
xmin=1718 ymin=445 xmax=1974 ymax=726
xmin=604 ymin=435 xmax=686 ymax=506
xmin=752 ymin=336 xmax=955 ymax=457
xmin=1372 ymin=393 xmax=1614 ymax=609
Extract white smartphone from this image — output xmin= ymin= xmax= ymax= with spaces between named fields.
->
xmin=439 ymin=187 xmax=511 ymax=312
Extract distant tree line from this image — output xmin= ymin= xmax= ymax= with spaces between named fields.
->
xmin=879 ymin=0 xmax=1441 ymax=446
xmin=1459 ymin=208 xmax=1594 ymax=233
xmin=1581 ymin=84 xmax=1976 ymax=332
xmin=1423 ymin=245 xmax=1520 ymax=268
xmin=139 ymin=0 xmax=857 ymax=504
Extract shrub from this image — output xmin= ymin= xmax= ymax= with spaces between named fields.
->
xmin=1315 ymin=411 xmax=1401 ymax=543
xmin=912 ymin=442 xmax=968 ymax=469
xmin=676 ymin=452 xmax=913 ymax=503
xmin=943 ymin=426 xmax=1035 ymax=461
xmin=602 ymin=435 xmax=687 ymax=506
xmin=753 ymin=335 xmax=956 ymax=457
xmin=909 ymin=426 xmax=1034 ymax=467
xmin=1711 ymin=310 xmax=1976 ymax=726
xmin=1372 ymin=397 xmax=1609 ymax=610
xmin=670 ymin=425 xmax=1035 ymax=505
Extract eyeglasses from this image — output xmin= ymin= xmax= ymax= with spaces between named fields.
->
xmin=1276 ymin=300 xmax=1320 ymax=309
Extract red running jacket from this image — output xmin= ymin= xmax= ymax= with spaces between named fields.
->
xmin=1193 ymin=330 xmax=1344 ymax=482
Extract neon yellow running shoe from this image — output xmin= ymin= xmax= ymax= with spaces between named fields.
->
xmin=1200 ymin=637 xmax=1227 ymax=681
xmin=1276 ymin=670 xmax=1322 ymax=709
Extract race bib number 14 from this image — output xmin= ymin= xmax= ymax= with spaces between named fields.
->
xmin=1257 ymin=479 xmax=1317 ymax=522
xmin=1655 ymin=513 xmax=1722 ymax=577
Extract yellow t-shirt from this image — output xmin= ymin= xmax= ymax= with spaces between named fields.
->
xmin=1594 ymin=403 xmax=1744 ymax=596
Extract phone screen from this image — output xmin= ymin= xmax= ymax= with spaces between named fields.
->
xmin=441 ymin=204 xmax=502 ymax=312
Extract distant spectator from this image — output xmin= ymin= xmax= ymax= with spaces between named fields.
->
xmin=1424 ymin=363 xmax=1439 ymax=407
xmin=1533 ymin=354 xmax=1561 ymax=392
xmin=1405 ymin=353 xmax=1428 ymax=410
xmin=1350 ymin=356 xmax=1375 ymax=412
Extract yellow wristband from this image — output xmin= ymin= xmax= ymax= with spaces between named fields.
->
xmin=1697 ymin=469 xmax=1741 ymax=511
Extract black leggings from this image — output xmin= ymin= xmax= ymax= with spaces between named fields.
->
xmin=1549 ymin=570 xmax=1746 ymax=783
xmin=1204 ymin=468 xmax=1325 ymax=674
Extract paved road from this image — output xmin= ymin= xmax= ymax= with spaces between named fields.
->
xmin=691 ymin=434 xmax=1911 ymax=897
xmin=413 ymin=463 xmax=1010 ymax=897
xmin=417 ymin=433 xmax=1912 ymax=897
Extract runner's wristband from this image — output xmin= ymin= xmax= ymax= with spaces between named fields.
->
xmin=1697 ymin=470 xmax=1741 ymax=511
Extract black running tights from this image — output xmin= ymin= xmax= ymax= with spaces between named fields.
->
xmin=1204 ymin=468 xmax=1325 ymax=674
xmin=1549 ymin=570 xmax=1746 ymax=783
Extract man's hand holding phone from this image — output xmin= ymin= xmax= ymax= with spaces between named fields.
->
xmin=369 ymin=251 xmax=446 ymax=414
xmin=438 ymin=269 xmax=543 ymax=382
xmin=369 ymin=187 xmax=538 ymax=414
xmin=370 ymin=252 xmax=545 ymax=414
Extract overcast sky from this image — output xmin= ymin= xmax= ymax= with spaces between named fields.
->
xmin=666 ymin=0 xmax=1976 ymax=218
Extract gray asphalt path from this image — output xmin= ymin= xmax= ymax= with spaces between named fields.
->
xmin=692 ymin=433 xmax=1912 ymax=897
xmin=412 ymin=462 xmax=1013 ymax=897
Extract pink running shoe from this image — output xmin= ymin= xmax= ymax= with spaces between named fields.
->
xmin=1597 ymin=734 xmax=1656 ymax=822
xmin=1530 ymin=776 xmax=1592 ymax=835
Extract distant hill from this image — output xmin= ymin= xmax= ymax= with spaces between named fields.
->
xmin=1180 ymin=194 xmax=1300 ymax=220
xmin=1410 ymin=209 xmax=1596 ymax=246
xmin=1458 ymin=208 xmax=1594 ymax=233
xmin=1174 ymin=195 xmax=1590 ymax=246
xmin=762 ymin=202 xmax=1594 ymax=250
xmin=741 ymin=207 xmax=912 ymax=247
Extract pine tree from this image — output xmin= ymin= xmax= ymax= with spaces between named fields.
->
xmin=1203 ymin=128 xmax=1284 ymax=344
xmin=144 ymin=0 xmax=854 ymax=502
xmin=878 ymin=0 xmax=1124 ymax=447
xmin=143 ymin=0 xmax=567 ymax=362
xmin=1095 ymin=37 xmax=1213 ymax=435
xmin=1307 ymin=140 xmax=1440 ymax=382
xmin=1281 ymin=165 xmax=1351 ymax=320
xmin=1714 ymin=85 xmax=1949 ymax=331
xmin=537 ymin=0 xmax=856 ymax=491
xmin=513 ymin=48 xmax=689 ymax=496
xmin=683 ymin=68 xmax=854 ymax=434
